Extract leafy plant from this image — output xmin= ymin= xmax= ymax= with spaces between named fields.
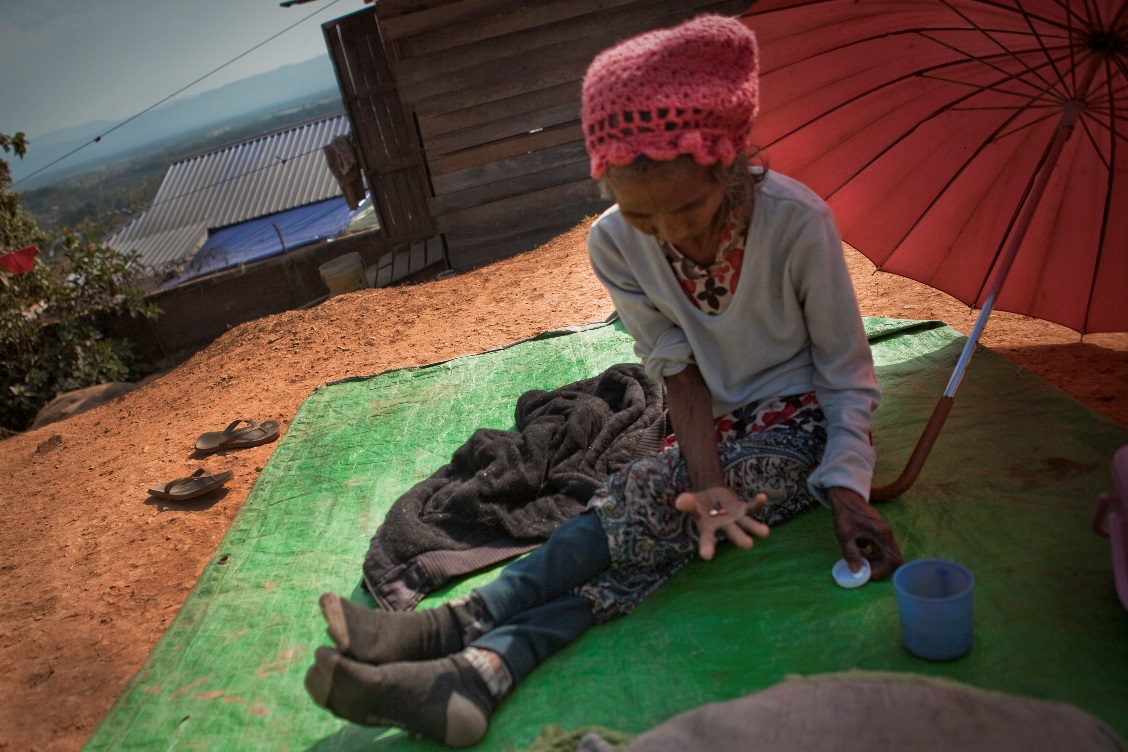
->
xmin=1 ymin=132 xmax=160 ymax=434
xmin=0 ymin=233 xmax=160 ymax=432
xmin=1 ymin=132 xmax=46 ymax=252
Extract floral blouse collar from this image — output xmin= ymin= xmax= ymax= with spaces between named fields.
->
xmin=660 ymin=201 xmax=749 ymax=315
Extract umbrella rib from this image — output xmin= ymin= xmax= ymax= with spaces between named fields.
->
xmin=813 ymin=56 xmax=1047 ymax=213
xmin=1083 ymin=57 xmax=1121 ymax=334
xmin=1079 ymin=0 xmax=1100 ymax=27
xmin=965 ymin=52 xmax=1110 ymax=306
xmin=1079 ymin=114 xmax=1114 ymax=170
xmin=1076 ymin=57 xmax=1128 ymax=148
xmin=947 ymin=103 xmax=1065 ymax=111
xmin=915 ymin=38 xmax=1072 ymax=105
xmin=992 ymin=108 xmax=1069 ymax=141
xmin=758 ymin=26 xmax=1041 ymax=77
xmin=738 ymin=0 xmax=838 ymax=20
xmin=966 ymin=121 xmax=1067 ymax=308
xmin=838 ymin=43 xmax=1072 ymax=130
xmin=1016 ymin=0 xmax=1075 ymax=92
xmin=938 ymin=0 xmax=1065 ymax=93
xmin=1115 ymin=55 xmax=1128 ymax=107
xmin=872 ymin=107 xmax=1032 ymax=272
xmin=919 ymin=67 xmax=1067 ymax=110
xmin=975 ymin=0 xmax=1083 ymax=31
xmin=1109 ymin=0 xmax=1128 ymax=28
xmin=1066 ymin=0 xmax=1102 ymax=94
xmin=764 ymin=48 xmax=990 ymax=155
xmin=917 ymin=35 xmax=1064 ymax=102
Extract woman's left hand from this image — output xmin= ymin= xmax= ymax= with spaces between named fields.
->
xmin=674 ymin=487 xmax=770 ymax=560
xmin=829 ymin=487 xmax=904 ymax=579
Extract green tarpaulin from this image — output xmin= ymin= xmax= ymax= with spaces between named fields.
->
xmin=85 ymin=319 xmax=1128 ymax=751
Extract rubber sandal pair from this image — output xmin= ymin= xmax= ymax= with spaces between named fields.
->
xmin=148 ymin=468 xmax=234 ymax=501
xmin=195 ymin=418 xmax=280 ymax=453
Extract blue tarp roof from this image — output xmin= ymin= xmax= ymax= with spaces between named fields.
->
xmin=159 ymin=197 xmax=361 ymax=290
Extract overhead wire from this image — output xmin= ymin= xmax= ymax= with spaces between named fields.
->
xmin=12 ymin=0 xmax=347 ymax=188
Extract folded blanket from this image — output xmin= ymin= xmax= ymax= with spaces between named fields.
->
xmin=363 ymin=362 xmax=666 ymax=610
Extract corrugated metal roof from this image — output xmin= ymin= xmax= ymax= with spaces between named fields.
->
xmin=106 ymin=114 xmax=351 ymax=271
xmin=116 ymin=223 xmax=210 ymax=272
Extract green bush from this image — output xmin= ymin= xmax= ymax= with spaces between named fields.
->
xmin=0 ymin=233 xmax=160 ymax=433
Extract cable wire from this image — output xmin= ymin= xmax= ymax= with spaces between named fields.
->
xmin=13 ymin=0 xmax=346 ymax=188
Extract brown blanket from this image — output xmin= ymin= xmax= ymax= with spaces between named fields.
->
xmin=362 ymin=362 xmax=665 ymax=611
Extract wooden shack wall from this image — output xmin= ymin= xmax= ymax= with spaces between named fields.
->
xmin=324 ymin=11 xmax=438 ymax=249
xmin=370 ymin=0 xmax=751 ymax=270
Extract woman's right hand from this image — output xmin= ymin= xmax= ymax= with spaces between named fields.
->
xmin=674 ymin=487 xmax=770 ymax=560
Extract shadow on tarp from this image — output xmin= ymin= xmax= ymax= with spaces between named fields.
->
xmin=82 ymin=319 xmax=1128 ymax=752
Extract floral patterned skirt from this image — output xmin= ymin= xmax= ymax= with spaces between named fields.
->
xmin=576 ymin=392 xmax=827 ymax=623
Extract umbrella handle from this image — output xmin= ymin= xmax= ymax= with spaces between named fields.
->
xmin=870 ymin=396 xmax=954 ymax=502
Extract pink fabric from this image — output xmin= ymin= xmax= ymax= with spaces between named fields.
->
xmin=0 ymin=245 xmax=38 ymax=275
xmin=742 ymin=0 xmax=1128 ymax=334
xmin=581 ymin=15 xmax=760 ymax=179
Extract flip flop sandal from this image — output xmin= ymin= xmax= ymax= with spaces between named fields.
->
xmin=148 ymin=468 xmax=234 ymax=500
xmin=195 ymin=418 xmax=280 ymax=453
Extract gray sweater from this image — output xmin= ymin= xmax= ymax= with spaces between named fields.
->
xmin=587 ymin=170 xmax=880 ymax=501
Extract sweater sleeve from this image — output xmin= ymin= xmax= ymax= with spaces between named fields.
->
xmin=588 ymin=212 xmax=693 ymax=383
xmin=787 ymin=204 xmax=881 ymax=503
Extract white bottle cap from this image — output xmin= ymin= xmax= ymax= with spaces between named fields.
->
xmin=832 ymin=557 xmax=871 ymax=589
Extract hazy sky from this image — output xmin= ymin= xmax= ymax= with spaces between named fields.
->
xmin=0 ymin=0 xmax=371 ymax=140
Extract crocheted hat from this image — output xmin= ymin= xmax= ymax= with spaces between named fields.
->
xmin=582 ymin=15 xmax=760 ymax=179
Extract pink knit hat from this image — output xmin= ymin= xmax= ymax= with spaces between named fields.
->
xmin=582 ymin=15 xmax=760 ymax=179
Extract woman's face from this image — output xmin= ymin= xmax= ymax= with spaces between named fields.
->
xmin=606 ymin=157 xmax=727 ymax=264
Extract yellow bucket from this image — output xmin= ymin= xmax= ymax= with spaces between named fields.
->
xmin=319 ymin=252 xmax=368 ymax=296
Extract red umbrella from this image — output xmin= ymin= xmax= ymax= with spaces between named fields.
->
xmin=740 ymin=0 xmax=1128 ymax=498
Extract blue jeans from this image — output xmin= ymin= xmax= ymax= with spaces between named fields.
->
xmin=472 ymin=511 xmax=609 ymax=682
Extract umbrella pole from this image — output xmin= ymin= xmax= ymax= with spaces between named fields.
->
xmin=871 ymin=86 xmax=1095 ymax=501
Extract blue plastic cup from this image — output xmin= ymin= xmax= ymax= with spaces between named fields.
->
xmin=893 ymin=558 xmax=975 ymax=661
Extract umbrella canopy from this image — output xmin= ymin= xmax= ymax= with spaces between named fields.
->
xmin=743 ymin=0 xmax=1128 ymax=335
xmin=740 ymin=0 xmax=1128 ymax=497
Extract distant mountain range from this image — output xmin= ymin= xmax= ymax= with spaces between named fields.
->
xmin=12 ymin=55 xmax=343 ymax=189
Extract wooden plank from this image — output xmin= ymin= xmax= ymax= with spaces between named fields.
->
xmin=406 ymin=50 xmax=589 ymax=119
xmin=441 ymin=202 xmax=606 ymax=255
xmin=379 ymin=0 xmax=519 ymax=40
xmin=428 ymin=122 xmax=581 ymax=177
xmin=396 ymin=167 xmax=438 ymax=232
xmin=396 ymin=34 xmax=598 ymax=108
xmin=425 ymin=99 xmax=579 ymax=159
xmin=376 ymin=0 xmax=743 ymax=22
xmin=392 ymin=0 xmax=740 ymax=89
xmin=437 ymin=178 xmax=605 ymax=243
xmin=431 ymin=139 xmax=589 ymax=197
xmin=399 ymin=1 xmax=749 ymax=118
xmin=418 ymin=81 xmax=580 ymax=143
xmin=429 ymin=158 xmax=591 ymax=216
xmin=392 ymin=0 xmax=748 ymax=60
xmin=373 ymin=0 xmax=449 ymax=20
xmin=378 ymin=169 xmax=431 ymax=238
xmin=425 ymin=238 xmax=446 ymax=267
xmin=383 ymin=0 xmax=639 ymax=51
xmin=448 ymin=219 xmax=593 ymax=271
xmin=375 ymin=263 xmax=393 ymax=288
xmin=327 ymin=8 xmax=437 ymax=243
xmin=328 ymin=11 xmax=429 ymax=165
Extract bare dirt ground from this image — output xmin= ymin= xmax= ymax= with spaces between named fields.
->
xmin=1 ymin=218 xmax=1125 ymax=752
